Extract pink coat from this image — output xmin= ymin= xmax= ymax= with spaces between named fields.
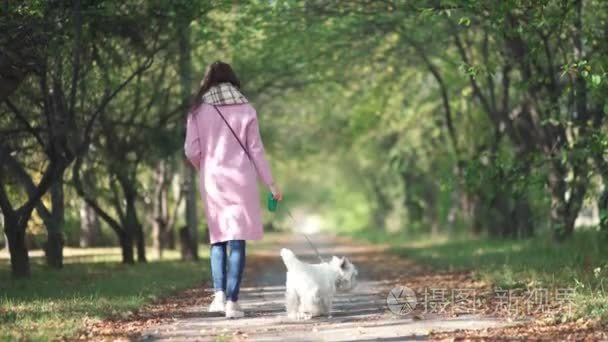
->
xmin=184 ymin=103 xmax=274 ymax=244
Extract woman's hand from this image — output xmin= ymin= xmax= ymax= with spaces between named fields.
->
xmin=270 ymin=184 xmax=283 ymax=201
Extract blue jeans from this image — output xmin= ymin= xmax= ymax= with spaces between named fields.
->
xmin=210 ymin=240 xmax=246 ymax=301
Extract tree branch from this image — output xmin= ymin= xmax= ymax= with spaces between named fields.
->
xmin=72 ymin=156 xmax=124 ymax=236
xmin=405 ymin=36 xmax=459 ymax=155
xmin=2 ymin=146 xmax=52 ymax=219
xmin=76 ymin=51 xmax=157 ymax=157
xmin=68 ymin=0 xmax=83 ymax=118
xmin=5 ymin=99 xmax=45 ymax=148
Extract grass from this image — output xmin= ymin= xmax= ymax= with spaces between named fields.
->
xmin=0 ymin=250 xmax=208 ymax=341
xmin=349 ymin=228 xmax=608 ymax=321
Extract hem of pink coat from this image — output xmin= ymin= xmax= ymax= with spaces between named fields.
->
xmin=208 ymin=233 xmax=264 ymax=245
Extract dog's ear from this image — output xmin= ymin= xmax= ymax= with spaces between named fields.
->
xmin=340 ymin=257 xmax=350 ymax=270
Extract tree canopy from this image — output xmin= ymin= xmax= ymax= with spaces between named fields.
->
xmin=1 ymin=0 xmax=607 ymax=278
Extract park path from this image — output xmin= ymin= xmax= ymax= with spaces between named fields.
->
xmin=141 ymin=233 xmax=519 ymax=341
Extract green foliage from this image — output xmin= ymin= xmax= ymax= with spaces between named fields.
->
xmin=2 ymin=0 xmax=608 ymax=280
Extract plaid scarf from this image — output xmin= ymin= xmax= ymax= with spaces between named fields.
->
xmin=201 ymin=82 xmax=249 ymax=105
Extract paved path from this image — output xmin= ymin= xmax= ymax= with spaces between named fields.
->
xmin=142 ymin=234 xmax=519 ymax=341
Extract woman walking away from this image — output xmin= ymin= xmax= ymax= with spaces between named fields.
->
xmin=184 ymin=61 xmax=282 ymax=318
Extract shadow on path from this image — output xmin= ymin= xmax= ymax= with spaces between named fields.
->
xmin=143 ymin=234 xmax=521 ymax=341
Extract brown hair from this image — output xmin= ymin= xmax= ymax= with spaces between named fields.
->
xmin=191 ymin=61 xmax=241 ymax=109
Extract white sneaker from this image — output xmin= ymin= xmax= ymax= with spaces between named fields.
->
xmin=208 ymin=291 xmax=226 ymax=312
xmin=225 ymin=300 xmax=244 ymax=318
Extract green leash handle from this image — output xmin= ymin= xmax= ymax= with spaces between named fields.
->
xmin=267 ymin=192 xmax=278 ymax=212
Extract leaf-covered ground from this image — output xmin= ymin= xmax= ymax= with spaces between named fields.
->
xmin=82 ymin=233 xmax=607 ymax=341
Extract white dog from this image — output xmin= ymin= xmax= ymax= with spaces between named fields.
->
xmin=280 ymin=248 xmax=358 ymax=320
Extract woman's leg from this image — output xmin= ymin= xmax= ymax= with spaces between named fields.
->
xmin=210 ymin=242 xmax=227 ymax=293
xmin=226 ymin=240 xmax=246 ymax=302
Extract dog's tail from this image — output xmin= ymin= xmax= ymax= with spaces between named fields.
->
xmin=280 ymin=248 xmax=299 ymax=271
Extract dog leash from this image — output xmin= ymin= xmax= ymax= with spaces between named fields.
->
xmin=270 ymin=193 xmax=325 ymax=263
xmin=282 ymin=206 xmax=325 ymax=263
xmin=207 ymin=104 xmax=327 ymax=264
xmin=303 ymin=233 xmax=326 ymax=263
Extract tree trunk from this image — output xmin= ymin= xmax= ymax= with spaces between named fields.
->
xmin=487 ymin=193 xmax=510 ymax=238
xmin=178 ymin=12 xmax=198 ymax=261
xmin=153 ymin=218 xmax=166 ymax=259
xmin=0 ymin=209 xmax=5 ymax=250
xmin=599 ymin=184 xmax=608 ymax=235
xmin=179 ymin=225 xmax=197 ymax=261
xmin=44 ymin=179 xmax=64 ymax=268
xmin=79 ymin=201 xmax=101 ymax=247
xmin=471 ymin=201 xmax=484 ymax=235
xmin=445 ymin=166 xmax=462 ymax=234
xmin=400 ymin=169 xmax=425 ymax=224
xmin=423 ymin=179 xmax=439 ymax=235
xmin=125 ymin=194 xmax=146 ymax=263
xmin=153 ymin=160 xmax=169 ymax=259
xmin=120 ymin=232 xmax=135 ymax=264
xmin=182 ymin=167 xmax=199 ymax=260
xmin=166 ymin=228 xmax=176 ymax=249
xmin=135 ymin=222 xmax=146 ymax=263
xmin=7 ymin=231 xmax=29 ymax=278
xmin=514 ymin=200 xmax=534 ymax=238
xmin=45 ymin=232 xmax=63 ymax=268
xmin=548 ymin=164 xmax=573 ymax=241
xmin=370 ymin=177 xmax=392 ymax=231
xmin=4 ymin=212 xmax=30 ymax=277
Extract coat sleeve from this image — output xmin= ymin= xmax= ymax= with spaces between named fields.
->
xmin=184 ymin=113 xmax=202 ymax=170
xmin=246 ymin=111 xmax=275 ymax=188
